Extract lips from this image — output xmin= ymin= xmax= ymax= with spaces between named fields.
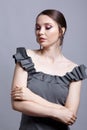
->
xmin=39 ymin=37 xmax=46 ymax=42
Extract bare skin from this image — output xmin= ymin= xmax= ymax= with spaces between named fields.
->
xmin=11 ymin=14 xmax=82 ymax=126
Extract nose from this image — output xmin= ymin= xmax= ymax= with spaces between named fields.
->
xmin=38 ymin=27 xmax=45 ymax=35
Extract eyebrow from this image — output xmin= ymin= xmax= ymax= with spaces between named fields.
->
xmin=35 ymin=22 xmax=54 ymax=26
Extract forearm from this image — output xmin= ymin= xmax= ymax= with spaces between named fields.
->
xmin=12 ymin=100 xmax=53 ymax=117
xmin=12 ymin=86 xmax=65 ymax=110
xmin=12 ymin=100 xmax=76 ymax=125
xmin=26 ymin=88 xmax=79 ymax=116
xmin=20 ymin=87 xmax=65 ymax=110
xmin=11 ymin=86 xmax=77 ymax=125
xmin=12 ymin=86 xmax=75 ymax=113
xmin=11 ymin=86 xmax=74 ymax=119
xmin=29 ymin=91 xmax=64 ymax=109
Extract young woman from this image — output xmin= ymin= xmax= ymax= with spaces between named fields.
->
xmin=11 ymin=9 xmax=87 ymax=130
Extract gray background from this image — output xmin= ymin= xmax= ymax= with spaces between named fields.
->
xmin=0 ymin=0 xmax=87 ymax=130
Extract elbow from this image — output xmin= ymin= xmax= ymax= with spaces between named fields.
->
xmin=12 ymin=103 xmax=17 ymax=111
xmin=11 ymin=100 xmax=20 ymax=111
xmin=65 ymin=103 xmax=79 ymax=116
xmin=66 ymin=107 xmax=78 ymax=117
xmin=11 ymin=102 xmax=17 ymax=111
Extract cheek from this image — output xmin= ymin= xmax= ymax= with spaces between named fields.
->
xmin=49 ymin=27 xmax=59 ymax=36
xmin=48 ymin=30 xmax=59 ymax=40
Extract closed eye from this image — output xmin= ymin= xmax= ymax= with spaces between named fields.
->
xmin=45 ymin=25 xmax=52 ymax=30
xmin=35 ymin=25 xmax=41 ymax=30
xmin=35 ymin=24 xmax=53 ymax=31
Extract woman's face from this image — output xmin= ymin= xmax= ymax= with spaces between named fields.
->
xmin=35 ymin=15 xmax=61 ymax=48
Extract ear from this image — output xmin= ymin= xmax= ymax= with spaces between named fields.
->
xmin=62 ymin=27 xmax=65 ymax=35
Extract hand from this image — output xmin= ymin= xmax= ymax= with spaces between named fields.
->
xmin=52 ymin=107 xmax=77 ymax=125
xmin=11 ymin=86 xmax=31 ymax=101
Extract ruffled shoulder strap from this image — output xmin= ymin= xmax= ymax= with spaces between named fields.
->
xmin=64 ymin=64 xmax=87 ymax=82
xmin=31 ymin=64 xmax=87 ymax=85
xmin=13 ymin=47 xmax=35 ymax=74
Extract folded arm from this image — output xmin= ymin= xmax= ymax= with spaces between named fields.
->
xmin=11 ymin=63 xmax=82 ymax=125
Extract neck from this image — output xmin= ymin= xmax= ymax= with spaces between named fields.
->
xmin=40 ymin=46 xmax=63 ymax=61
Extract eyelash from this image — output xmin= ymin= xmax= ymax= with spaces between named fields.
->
xmin=35 ymin=26 xmax=52 ymax=30
xmin=46 ymin=26 xmax=52 ymax=30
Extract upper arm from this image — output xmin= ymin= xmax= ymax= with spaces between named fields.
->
xmin=11 ymin=63 xmax=28 ymax=109
xmin=65 ymin=80 xmax=82 ymax=115
xmin=11 ymin=63 xmax=28 ymax=90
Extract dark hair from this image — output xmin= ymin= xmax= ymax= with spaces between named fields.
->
xmin=36 ymin=9 xmax=67 ymax=45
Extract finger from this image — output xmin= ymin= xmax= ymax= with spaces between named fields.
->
xmin=11 ymin=93 xmax=19 ymax=98
xmin=73 ymin=115 xmax=77 ymax=122
xmin=11 ymin=93 xmax=22 ymax=100
xmin=73 ymin=114 xmax=77 ymax=119
xmin=11 ymin=87 xmax=23 ymax=94
xmin=68 ymin=118 xmax=76 ymax=125
xmin=11 ymin=91 xmax=20 ymax=95
xmin=68 ymin=120 xmax=74 ymax=125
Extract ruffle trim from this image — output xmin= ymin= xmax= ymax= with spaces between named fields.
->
xmin=32 ymin=64 xmax=87 ymax=85
xmin=13 ymin=47 xmax=87 ymax=85
xmin=13 ymin=47 xmax=35 ymax=74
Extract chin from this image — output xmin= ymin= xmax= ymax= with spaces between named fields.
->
xmin=38 ymin=42 xmax=47 ymax=47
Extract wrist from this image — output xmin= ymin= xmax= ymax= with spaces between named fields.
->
xmin=49 ymin=108 xmax=58 ymax=118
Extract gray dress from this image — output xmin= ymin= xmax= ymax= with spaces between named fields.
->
xmin=13 ymin=47 xmax=87 ymax=130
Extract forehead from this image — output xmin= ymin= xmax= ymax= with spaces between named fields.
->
xmin=36 ymin=15 xmax=57 ymax=25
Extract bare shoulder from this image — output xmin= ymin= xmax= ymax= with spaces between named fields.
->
xmin=68 ymin=60 xmax=78 ymax=68
xmin=26 ymin=49 xmax=39 ymax=57
xmin=64 ymin=57 xmax=78 ymax=72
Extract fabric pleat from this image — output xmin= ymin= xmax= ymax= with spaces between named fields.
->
xmin=13 ymin=47 xmax=87 ymax=85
